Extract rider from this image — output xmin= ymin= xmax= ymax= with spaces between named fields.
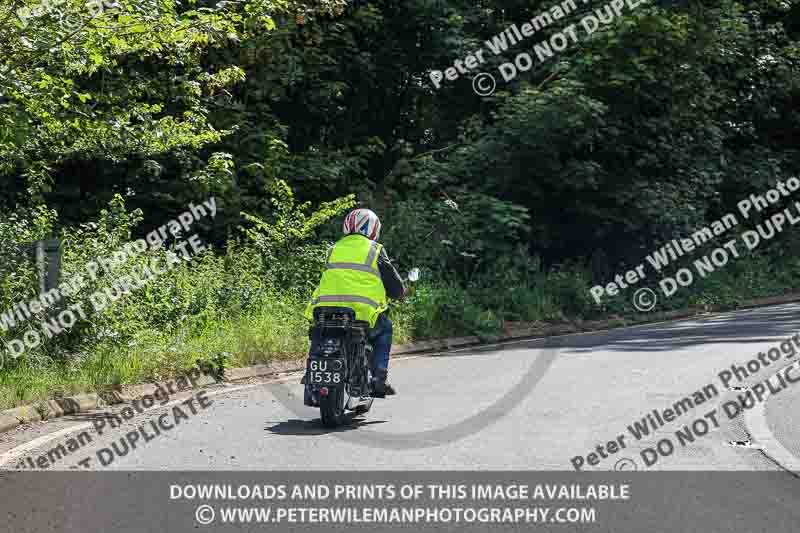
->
xmin=305 ymin=208 xmax=406 ymax=397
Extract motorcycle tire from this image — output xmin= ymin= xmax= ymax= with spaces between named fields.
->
xmin=320 ymin=387 xmax=346 ymax=428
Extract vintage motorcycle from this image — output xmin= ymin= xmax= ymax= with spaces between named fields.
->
xmin=303 ymin=268 xmax=419 ymax=427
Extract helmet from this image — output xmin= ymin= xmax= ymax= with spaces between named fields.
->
xmin=343 ymin=208 xmax=382 ymax=241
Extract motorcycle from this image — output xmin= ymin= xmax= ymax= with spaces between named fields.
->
xmin=304 ymin=268 xmax=420 ymax=428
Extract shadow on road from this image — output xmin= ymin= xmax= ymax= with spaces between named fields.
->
xmin=266 ymin=417 xmax=388 ymax=436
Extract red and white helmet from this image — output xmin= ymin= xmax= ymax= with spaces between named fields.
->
xmin=343 ymin=208 xmax=382 ymax=241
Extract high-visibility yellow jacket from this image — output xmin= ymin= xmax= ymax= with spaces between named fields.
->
xmin=305 ymin=234 xmax=388 ymax=327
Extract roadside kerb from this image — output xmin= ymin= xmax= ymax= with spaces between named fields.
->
xmin=0 ymin=375 xmax=216 ymax=436
xmin=2 ymin=290 xmax=800 ymax=436
xmin=744 ymin=359 xmax=800 ymax=474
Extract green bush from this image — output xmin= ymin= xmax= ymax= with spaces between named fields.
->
xmin=240 ymin=179 xmax=355 ymax=294
xmin=0 ymin=205 xmax=58 ymax=316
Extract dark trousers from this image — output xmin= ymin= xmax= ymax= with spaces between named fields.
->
xmin=369 ymin=312 xmax=393 ymax=371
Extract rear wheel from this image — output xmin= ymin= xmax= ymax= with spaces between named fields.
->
xmin=320 ymin=387 xmax=346 ymax=427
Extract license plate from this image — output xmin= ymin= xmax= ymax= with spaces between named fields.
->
xmin=307 ymin=359 xmax=345 ymax=386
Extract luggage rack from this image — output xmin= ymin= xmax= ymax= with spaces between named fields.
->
xmin=312 ymin=307 xmax=370 ymax=337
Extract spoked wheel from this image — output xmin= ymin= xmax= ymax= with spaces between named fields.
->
xmin=320 ymin=386 xmax=349 ymax=428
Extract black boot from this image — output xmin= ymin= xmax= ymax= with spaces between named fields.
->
xmin=372 ymin=368 xmax=395 ymax=398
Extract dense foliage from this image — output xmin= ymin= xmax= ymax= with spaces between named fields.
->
xmin=1 ymin=0 xmax=800 ymax=406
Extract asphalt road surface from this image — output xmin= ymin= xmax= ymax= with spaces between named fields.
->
xmin=2 ymin=303 xmax=800 ymax=472
xmin=765 ymin=363 xmax=800 ymax=463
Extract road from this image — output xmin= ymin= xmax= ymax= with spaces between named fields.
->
xmin=2 ymin=303 xmax=800 ymax=472
xmin=764 ymin=359 xmax=800 ymax=465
